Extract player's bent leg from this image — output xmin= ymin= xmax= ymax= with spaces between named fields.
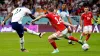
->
xmin=85 ymin=31 xmax=92 ymax=43
xmin=80 ymin=30 xmax=88 ymax=41
xmin=80 ymin=33 xmax=84 ymax=40
xmin=80 ymin=26 xmax=88 ymax=41
xmin=67 ymin=28 xmax=75 ymax=45
xmin=17 ymin=29 xmax=29 ymax=52
xmin=62 ymin=28 xmax=75 ymax=45
xmin=64 ymin=35 xmax=83 ymax=45
xmin=18 ymin=33 xmax=28 ymax=52
xmin=24 ymin=27 xmax=45 ymax=38
xmin=68 ymin=36 xmax=83 ymax=45
xmin=68 ymin=33 xmax=75 ymax=45
xmin=48 ymin=32 xmax=61 ymax=53
xmin=84 ymin=25 xmax=92 ymax=43
xmin=79 ymin=32 xmax=87 ymax=41
xmin=11 ymin=22 xmax=28 ymax=52
xmin=80 ymin=31 xmax=88 ymax=44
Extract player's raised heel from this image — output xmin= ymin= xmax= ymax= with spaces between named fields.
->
xmin=52 ymin=49 xmax=59 ymax=54
xmin=21 ymin=49 xmax=29 ymax=52
xmin=39 ymin=32 xmax=46 ymax=38
xmin=68 ymin=40 xmax=75 ymax=45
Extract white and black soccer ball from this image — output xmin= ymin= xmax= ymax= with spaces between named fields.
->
xmin=82 ymin=43 xmax=89 ymax=51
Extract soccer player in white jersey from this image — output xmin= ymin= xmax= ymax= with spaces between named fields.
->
xmin=1 ymin=2 xmax=44 ymax=52
xmin=12 ymin=4 xmax=44 ymax=37
xmin=57 ymin=3 xmax=74 ymax=45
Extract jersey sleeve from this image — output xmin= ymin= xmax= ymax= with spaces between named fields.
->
xmin=11 ymin=9 xmax=16 ymax=14
xmin=66 ymin=10 xmax=70 ymax=17
xmin=25 ymin=8 xmax=32 ymax=14
xmin=91 ymin=12 xmax=93 ymax=18
xmin=45 ymin=14 xmax=49 ymax=18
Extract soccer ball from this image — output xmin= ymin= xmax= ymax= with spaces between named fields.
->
xmin=82 ymin=43 xmax=89 ymax=51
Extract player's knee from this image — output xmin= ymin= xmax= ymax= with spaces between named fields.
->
xmin=18 ymin=34 xmax=23 ymax=38
xmin=88 ymin=31 xmax=92 ymax=34
xmin=48 ymin=36 xmax=52 ymax=40
xmin=83 ymin=31 xmax=88 ymax=34
xmin=48 ymin=35 xmax=57 ymax=40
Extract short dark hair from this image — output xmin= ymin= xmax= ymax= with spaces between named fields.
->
xmin=22 ymin=2 xmax=27 ymax=6
xmin=83 ymin=2 xmax=89 ymax=7
xmin=48 ymin=8 xmax=54 ymax=12
xmin=14 ymin=4 xmax=19 ymax=8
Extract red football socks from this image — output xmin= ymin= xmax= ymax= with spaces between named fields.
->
xmin=49 ymin=39 xmax=57 ymax=49
xmin=69 ymin=36 xmax=78 ymax=42
xmin=86 ymin=34 xmax=91 ymax=41
xmin=82 ymin=33 xmax=86 ymax=36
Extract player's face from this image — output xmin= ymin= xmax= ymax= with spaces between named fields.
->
xmin=84 ymin=7 xmax=89 ymax=12
xmin=62 ymin=4 xmax=66 ymax=10
xmin=54 ymin=9 xmax=57 ymax=14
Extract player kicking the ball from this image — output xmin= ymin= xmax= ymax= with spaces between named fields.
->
xmin=80 ymin=6 xmax=96 ymax=43
xmin=32 ymin=8 xmax=83 ymax=53
xmin=1 ymin=2 xmax=44 ymax=52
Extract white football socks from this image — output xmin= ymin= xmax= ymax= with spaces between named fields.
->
xmin=20 ymin=36 xmax=24 ymax=49
xmin=26 ymin=28 xmax=40 ymax=35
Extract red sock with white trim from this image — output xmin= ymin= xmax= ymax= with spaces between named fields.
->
xmin=68 ymin=36 xmax=78 ymax=42
xmin=86 ymin=34 xmax=91 ymax=41
xmin=48 ymin=39 xmax=57 ymax=49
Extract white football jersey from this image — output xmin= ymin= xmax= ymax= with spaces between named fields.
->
xmin=11 ymin=7 xmax=32 ymax=24
xmin=57 ymin=10 xmax=69 ymax=18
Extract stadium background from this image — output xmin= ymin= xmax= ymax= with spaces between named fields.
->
xmin=0 ymin=0 xmax=100 ymax=56
xmin=0 ymin=0 xmax=100 ymax=33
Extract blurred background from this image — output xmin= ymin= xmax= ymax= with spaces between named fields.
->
xmin=0 ymin=0 xmax=100 ymax=32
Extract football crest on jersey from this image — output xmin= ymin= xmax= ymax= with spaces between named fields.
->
xmin=89 ymin=14 xmax=91 ymax=17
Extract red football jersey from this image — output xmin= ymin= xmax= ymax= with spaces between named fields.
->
xmin=81 ymin=11 xmax=93 ymax=26
xmin=46 ymin=12 xmax=66 ymax=31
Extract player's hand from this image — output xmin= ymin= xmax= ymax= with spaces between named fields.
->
xmin=31 ymin=21 xmax=35 ymax=25
xmin=1 ymin=21 xmax=5 ymax=27
xmin=31 ymin=20 xmax=36 ymax=24
xmin=79 ymin=27 xmax=82 ymax=31
xmin=71 ymin=25 xmax=76 ymax=30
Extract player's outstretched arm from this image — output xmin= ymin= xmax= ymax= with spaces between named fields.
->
xmin=32 ymin=15 xmax=46 ymax=23
xmin=62 ymin=20 xmax=75 ymax=28
xmin=1 ymin=13 xmax=13 ymax=26
xmin=67 ymin=16 xmax=72 ymax=24
xmin=80 ymin=19 xmax=83 ymax=28
xmin=93 ymin=18 xmax=98 ymax=22
xmin=29 ymin=14 xmax=36 ymax=20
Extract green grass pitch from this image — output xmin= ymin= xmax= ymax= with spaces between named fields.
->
xmin=0 ymin=32 xmax=100 ymax=56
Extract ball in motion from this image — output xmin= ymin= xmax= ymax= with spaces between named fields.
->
xmin=82 ymin=43 xmax=89 ymax=51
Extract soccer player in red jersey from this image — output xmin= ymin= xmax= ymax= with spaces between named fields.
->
xmin=80 ymin=6 xmax=95 ymax=43
xmin=32 ymin=8 xmax=83 ymax=53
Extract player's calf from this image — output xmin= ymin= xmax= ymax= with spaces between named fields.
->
xmin=68 ymin=36 xmax=83 ymax=45
xmin=48 ymin=34 xmax=60 ymax=53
